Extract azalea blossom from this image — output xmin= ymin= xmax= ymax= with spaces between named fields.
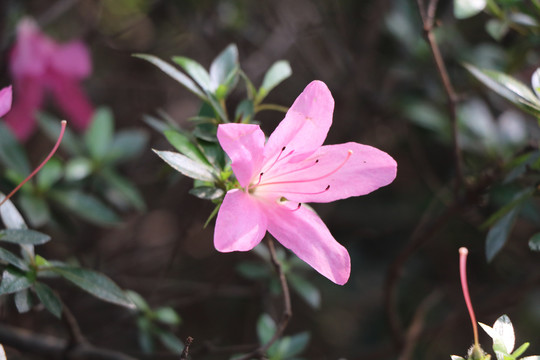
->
xmin=215 ymin=80 xmax=397 ymax=285
xmin=4 ymin=18 xmax=94 ymax=141
xmin=0 ymin=86 xmax=12 ymax=118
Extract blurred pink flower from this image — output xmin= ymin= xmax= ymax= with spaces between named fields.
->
xmin=0 ymin=86 xmax=12 ymax=118
xmin=215 ymin=80 xmax=397 ymax=285
xmin=5 ymin=18 xmax=94 ymax=141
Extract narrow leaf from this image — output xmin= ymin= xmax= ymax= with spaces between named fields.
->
xmin=153 ymin=150 xmax=215 ymax=182
xmin=133 ymin=54 xmax=205 ymax=99
xmin=257 ymin=60 xmax=292 ymax=103
xmin=529 ymin=233 xmax=540 ymax=251
xmin=0 ymin=248 xmax=29 ymax=270
xmin=493 ymin=315 xmax=515 ymax=354
xmin=50 ymin=190 xmax=120 ymax=225
xmin=0 ymin=268 xmax=33 ymax=295
xmin=209 ymin=44 xmax=239 ymax=93
xmin=164 ymin=130 xmax=210 ymax=165
xmin=51 ymin=266 xmax=134 ymax=308
xmin=106 ymin=129 xmax=149 ymax=164
xmin=172 ymin=56 xmax=212 ymax=92
xmin=532 ymin=68 xmax=540 ymax=99
xmin=34 ymin=282 xmax=62 ymax=318
xmin=257 ymin=314 xmax=277 ymax=345
xmin=486 ymin=206 xmax=520 ymax=262
xmin=0 ymin=229 xmax=51 ymax=245
xmin=0 ymin=193 xmax=28 ymax=229
xmin=0 ymin=123 xmax=31 ymax=176
xmin=14 ymin=289 xmax=32 ymax=313
xmin=189 ymin=186 xmax=224 ymax=200
xmin=156 ymin=329 xmax=184 ymax=354
xmin=85 ymin=107 xmax=114 ymax=160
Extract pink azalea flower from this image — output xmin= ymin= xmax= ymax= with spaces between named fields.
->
xmin=4 ymin=18 xmax=93 ymax=141
xmin=0 ymin=86 xmax=12 ymax=118
xmin=215 ymin=80 xmax=397 ymax=285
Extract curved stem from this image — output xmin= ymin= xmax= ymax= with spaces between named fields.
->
xmin=0 ymin=120 xmax=66 ymax=207
xmin=459 ymin=247 xmax=479 ymax=347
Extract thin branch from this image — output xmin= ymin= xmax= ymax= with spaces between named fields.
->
xmin=62 ymin=303 xmax=87 ymax=348
xmin=415 ymin=0 xmax=464 ymax=193
xmin=236 ymin=237 xmax=292 ymax=360
xmin=180 ymin=336 xmax=193 ymax=360
xmin=0 ymin=323 xmax=137 ymax=360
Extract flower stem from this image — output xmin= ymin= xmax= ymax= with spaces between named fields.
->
xmin=0 ymin=120 xmax=67 ymax=207
xmin=459 ymin=247 xmax=479 ymax=347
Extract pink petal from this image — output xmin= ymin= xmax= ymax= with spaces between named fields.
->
xmin=265 ymin=201 xmax=350 ymax=285
xmin=51 ymin=41 xmax=92 ymax=78
xmin=255 ymin=142 xmax=397 ymax=203
xmin=214 ymin=189 xmax=267 ymax=252
xmin=264 ymin=80 xmax=334 ymax=162
xmin=217 ymin=124 xmax=265 ymax=188
xmin=0 ymin=86 xmax=12 ymax=118
xmin=10 ymin=18 xmax=54 ymax=77
xmin=48 ymin=75 xmax=94 ymax=131
xmin=4 ymin=78 xmax=45 ymax=141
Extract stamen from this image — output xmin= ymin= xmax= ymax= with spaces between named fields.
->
xmin=261 ymin=184 xmax=331 ymax=195
xmin=258 ymin=150 xmax=353 ymax=187
xmin=291 ymin=203 xmax=301 ymax=212
xmin=0 ymin=120 xmax=67 ymax=207
xmin=260 ymin=146 xmax=294 ymax=175
xmin=459 ymin=247 xmax=479 ymax=347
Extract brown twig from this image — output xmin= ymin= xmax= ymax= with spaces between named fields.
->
xmin=236 ymin=237 xmax=292 ymax=360
xmin=0 ymin=323 xmax=137 ymax=360
xmin=416 ymin=0 xmax=464 ymax=193
xmin=62 ymin=303 xmax=88 ymax=348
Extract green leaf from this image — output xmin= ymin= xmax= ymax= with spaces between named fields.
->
xmin=0 ymin=229 xmax=50 ymax=245
xmin=0 ymin=123 xmax=31 ymax=176
xmin=0 ymin=194 xmax=28 ymax=229
xmin=486 ymin=206 xmax=520 ymax=262
xmin=155 ymin=329 xmax=184 ymax=354
xmin=189 ymin=186 xmax=224 ymax=200
xmin=493 ymin=315 xmax=515 ymax=354
xmin=531 ymin=68 xmax=540 ymax=99
xmin=14 ymin=289 xmax=33 ymax=313
xmin=235 ymin=99 xmax=254 ymax=123
xmin=529 ymin=233 xmax=540 ymax=251
xmin=450 ymin=356 xmax=466 ymax=360
xmin=465 ymin=64 xmax=540 ymax=116
xmin=153 ymin=150 xmax=215 ymax=182
xmin=172 ymin=56 xmax=212 ymax=92
xmin=210 ymin=44 xmax=239 ymax=96
xmin=106 ymin=129 xmax=149 ymax=164
xmin=99 ymin=169 xmax=146 ymax=211
xmin=50 ymin=190 xmax=120 ymax=225
xmin=137 ymin=317 xmax=155 ymax=354
xmin=34 ymin=282 xmax=62 ymax=318
xmin=288 ymin=273 xmax=321 ymax=309
xmin=19 ymin=191 xmax=50 ymax=228
xmin=257 ymin=314 xmax=277 ymax=345
xmin=512 ymin=342 xmax=530 ymax=358
xmin=126 ymin=290 xmax=150 ymax=312
xmin=154 ymin=307 xmax=181 ymax=326
xmin=164 ymin=130 xmax=210 ymax=165
xmin=133 ymin=54 xmax=205 ymax=99
xmin=0 ymin=248 xmax=29 ymax=271
xmin=85 ymin=107 xmax=114 ymax=161
xmin=0 ymin=268 xmax=33 ymax=295
xmin=38 ymin=112 xmax=84 ymax=156
xmin=236 ymin=261 xmax=271 ymax=280
xmin=203 ymin=202 xmax=221 ymax=228
xmin=257 ymin=61 xmax=292 ymax=103
xmin=51 ymin=266 xmax=134 ymax=308
xmin=64 ymin=157 xmax=93 ymax=181
xmin=280 ymin=332 xmax=309 ymax=358
xmin=486 ymin=19 xmax=509 ymax=41
xmin=454 ymin=0 xmax=487 ymax=19
xmin=36 ymin=158 xmax=63 ymax=191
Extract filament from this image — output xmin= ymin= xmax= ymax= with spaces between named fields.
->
xmin=0 ymin=120 xmax=67 ymax=207
xmin=459 ymin=247 xmax=479 ymax=347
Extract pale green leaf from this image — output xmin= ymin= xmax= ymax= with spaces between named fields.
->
xmin=50 ymin=190 xmax=120 ymax=225
xmin=34 ymin=282 xmax=62 ymax=318
xmin=85 ymin=107 xmax=114 ymax=160
xmin=0 ymin=268 xmax=32 ymax=295
xmin=257 ymin=60 xmax=292 ymax=103
xmin=529 ymin=233 xmax=540 ymax=251
xmin=14 ymin=289 xmax=32 ymax=313
xmin=172 ymin=56 xmax=212 ymax=92
xmin=0 ymin=248 xmax=29 ymax=271
xmin=0 ymin=229 xmax=51 ymax=245
xmin=454 ymin=0 xmax=487 ymax=19
xmin=153 ymin=149 xmax=215 ymax=182
xmin=486 ymin=206 xmax=520 ymax=262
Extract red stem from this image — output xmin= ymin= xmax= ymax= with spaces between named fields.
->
xmin=0 ymin=120 xmax=67 ymax=207
xmin=459 ymin=247 xmax=479 ymax=347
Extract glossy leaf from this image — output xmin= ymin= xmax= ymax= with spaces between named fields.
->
xmin=50 ymin=190 xmax=120 ymax=225
xmin=0 ymin=268 xmax=33 ymax=295
xmin=0 ymin=248 xmax=29 ymax=270
xmin=164 ymin=130 xmax=210 ymax=165
xmin=153 ymin=150 xmax=215 ymax=182
xmin=0 ymin=229 xmax=50 ymax=245
xmin=493 ymin=315 xmax=515 ymax=354
xmin=154 ymin=307 xmax=181 ymax=326
xmin=0 ymin=193 xmax=28 ymax=229
xmin=512 ymin=342 xmax=530 ymax=358
xmin=278 ymin=332 xmax=309 ymax=359
xmin=288 ymin=273 xmax=321 ymax=309
xmin=19 ymin=188 xmax=51 ymax=227
xmin=486 ymin=19 xmax=509 ymax=41
xmin=454 ymin=0 xmax=487 ymax=19
xmin=133 ymin=54 xmax=205 ymax=99
xmin=532 ymin=68 xmax=540 ymax=99
xmin=14 ymin=289 xmax=32 ymax=313
xmin=172 ymin=56 xmax=212 ymax=92
xmin=85 ymin=107 xmax=114 ymax=160
xmin=465 ymin=64 xmax=540 ymax=116
xmin=64 ymin=157 xmax=93 ymax=181
xmin=51 ymin=266 xmax=134 ymax=308
xmin=486 ymin=206 xmax=520 ymax=262
xmin=209 ymin=44 xmax=239 ymax=95
xmin=107 ymin=129 xmax=149 ymax=164
xmin=257 ymin=60 xmax=292 ymax=103
xmin=257 ymin=314 xmax=277 ymax=345
xmin=0 ymin=123 xmax=30 ymax=176
xmin=156 ymin=329 xmax=184 ymax=354
xmin=189 ymin=186 xmax=224 ymax=200
xmin=34 ymin=282 xmax=62 ymax=318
